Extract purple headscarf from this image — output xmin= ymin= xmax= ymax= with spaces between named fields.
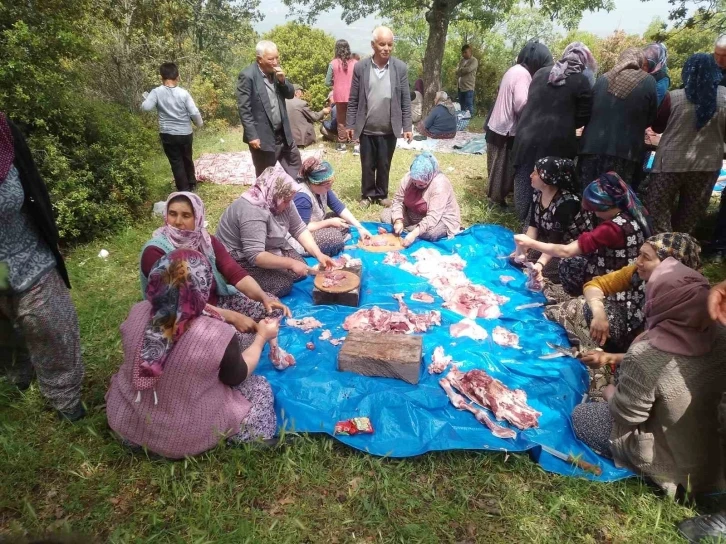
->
xmin=153 ymin=192 xmax=215 ymax=262
xmin=548 ymin=42 xmax=597 ymax=87
xmin=242 ymin=164 xmax=300 ymax=215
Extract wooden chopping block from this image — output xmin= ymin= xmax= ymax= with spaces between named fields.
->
xmin=313 ymin=264 xmax=362 ymax=307
xmin=338 ymin=331 xmax=422 ymax=384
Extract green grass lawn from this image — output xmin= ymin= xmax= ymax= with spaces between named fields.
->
xmin=1 ymin=125 xmax=723 ymax=543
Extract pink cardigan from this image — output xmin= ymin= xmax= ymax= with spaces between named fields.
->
xmin=391 ymin=173 xmax=461 ymax=237
xmin=331 ymin=58 xmax=357 ymax=104
xmin=106 ymin=301 xmax=251 ymax=459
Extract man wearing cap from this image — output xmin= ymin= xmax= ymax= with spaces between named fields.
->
xmin=286 ymin=85 xmax=331 ymax=148
xmin=236 ymin=39 xmax=301 ymax=178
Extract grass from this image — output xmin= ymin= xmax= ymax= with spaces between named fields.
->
xmin=1 ymin=122 xmax=724 ymax=543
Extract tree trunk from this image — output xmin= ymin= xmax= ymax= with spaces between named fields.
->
xmin=422 ymin=1 xmax=452 ymax=116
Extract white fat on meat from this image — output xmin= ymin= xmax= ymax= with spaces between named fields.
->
xmin=450 ymin=318 xmax=488 ymax=341
xmin=492 ymin=326 xmax=520 ymax=349
xmin=428 ymin=346 xmax=453 ymax=374
xmin=286 ymin=317 xmax=324 ymax=333
xmin=383 ymin=252 xmax=409 ymax=265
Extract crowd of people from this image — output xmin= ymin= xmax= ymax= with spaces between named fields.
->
xmin=2 ymin=23 xmax=726 ymax=543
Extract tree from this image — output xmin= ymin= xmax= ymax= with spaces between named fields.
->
xmin=283 ymin=0 xmax=611 ymax=113
xmin=263 ymin=23 xmax=336 ymax=110
xmin=663 ymin=0 xmax=725 ymax=34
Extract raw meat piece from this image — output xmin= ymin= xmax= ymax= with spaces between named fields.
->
xmin=269 ymin=344 xmax=295 ymax=370
xmin=377 ymin=226 xmax=388 ymax=235
xmin=343 ymin=295 xmax=441 ymax=334
xmin=428 ymin=346 xmax=453 ymax=374
xmin=361 ymin=235 xmax=392 ymax=247
xmin=499 ymin=275 xmax=516 ymax=284
xmin=322 ymin=271 xmax=348 ymax=288
xmin=411 ymin=292 xmax=434 ymax=303
xmin=330 ymin=337 xmax=345 ymax=346
xmin=286 ymin=317 xmax=323 ymax=333
xmin=523 ymin=262 xmax=543 ymax=292
xmin=492 ymin=326 xmax=520 ymax=349
xmin=439 ymin=376 xmax=517 ymax=439
xmin=319 ymin=330 xmax=332 ymax=340
xmin=306 ymin=342 xmax=315 ymax=350
xmin=329 ymin=254 xmax=362 ymax=270
xmin=450 ymin=318 xmax=488 ymax=341
xmin=443 ymin=284 xmax=506 ymax=320
xmin=446 ymin=368 xmax=541 ymax=430
xmin=383 ymin=252 xmax=409 ymax=265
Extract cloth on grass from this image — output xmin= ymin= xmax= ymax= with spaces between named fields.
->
xmin=194 ymin=149 xmax=324 ymax=185
xmin=255 ymin=223 xmax=633 ymax=481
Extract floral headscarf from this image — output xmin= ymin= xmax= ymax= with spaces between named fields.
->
xmin=0 ymin=113 xmax=14 ymax=183
xmin=153 ymin=192 xmax=214 ymax=262
xmin=605 ymin=48 xmax=648 ymax=99
xmin=583 ymin=172 xmax=652 ymax=236
xmin=643 ymin=43 xmax=668 ymax=74
xmin=136 ymin=249 xmax=224 ymax=391
xmin=534 ymin=157 xmax=577 ymax=192
xmin=548 ymin=42 xmax=597 ymax=87
xmin=682 ymin=53 xmax=724 ymax=130
xmin=409 ymin=152 xmax=440 ymax=186
xmin=242 ymin=164 xmax=300 ymax=215
xmin=646 ymin=232 xmax=701 ymax=270
xmin=300 ymin=157 xmax=334 ymax=185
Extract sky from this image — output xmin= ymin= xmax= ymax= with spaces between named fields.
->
xmin=254 ymin=0 xmax=676 ymax=54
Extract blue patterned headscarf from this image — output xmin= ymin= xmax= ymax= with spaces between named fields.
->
xmin=682 ymin=53 xmax=723 ymax=130
xmin=583 ymin=172 xmax=652 ymax=236
xmin=409 ymin=152 xmax=440 ymax=185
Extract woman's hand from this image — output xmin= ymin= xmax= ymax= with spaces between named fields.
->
xmin=532 ymin=262 xmax=544 ymax=284
xmin=402 ymin=230 xmax=418 ymax=248
xmin=602 ymin=384 xmax=616 ymax=402
xmin=393 ymin=220 xmax=404 ymax=236
xmin=326 ymin=217 xmax=348 ymax=229
xmin=290 ymin=260 xmax=310 ymax=277
xmin=708 ymin=280 xmax=726 ymax=326
xmin=256 ymin=318 xmax=280 ymax=341
xmin=358 ymin=226 xmax=372 ymax=240
xmin=513 ymin=234 xmax=534 ymax=251
xmin=231 ymin=313 xmax=258 ymax=334
xmin=263 ymin=297 xmax=291 ymax=318
xmin=589 ymin=310 xmax=610 ymax=347
xmin=578 ymin=351 xmax=609 ymax=369
xmin=318 ymin=255 xmax=336 ymax=270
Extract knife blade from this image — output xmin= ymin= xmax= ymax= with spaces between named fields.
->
xmin=546 ymin=341 xmax=579 ymax=358
xmin=540 ymin=444 xmax=602 ymax=476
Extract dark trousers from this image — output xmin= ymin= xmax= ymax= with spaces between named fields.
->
xmin=360 ymin=133 xmax=397 ymax=200
xmin=160 ymin=133 xmax=196 ymax=192
xmin=249 ymin=131 xmax=302 ymax=180
xmin=458 ymin=90 xmax=474 ymax=116
xmin=714 ymin=190 xmax=726 ymax=247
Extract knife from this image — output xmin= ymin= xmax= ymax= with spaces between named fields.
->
xmin=306 ymin=267 xmax=322 ymax=276
xmin=545 ymin=341 xmax=579 ymax=358
xmin=540 ymin=444 xmax=602 ymax=476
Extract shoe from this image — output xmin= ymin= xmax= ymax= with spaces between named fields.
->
xmin=379 ymin=198 xmax=393 ymax=208
xmin=353 ymin=144 xmax=360 ymax=156
xmin=359 ymin=198 xmax=371 ymax=209
xmin=336 ymin=144 xmax=347 ymax=152
xmin=57 ymin=402 xmax=86 ymax=422
xmin=413 ymin=135 xmax=427 ymax=141
xmin=678 ymin=512 xmax=726 ymax=543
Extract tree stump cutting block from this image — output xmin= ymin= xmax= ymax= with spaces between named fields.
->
xmin=337 ymin=331 xmax=423 ymax=384
xmin=313 ymin=264 xmax=362 ymax=307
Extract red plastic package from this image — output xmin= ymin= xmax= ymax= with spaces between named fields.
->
xmin=334 ymin=417 xmax=374 ymax=436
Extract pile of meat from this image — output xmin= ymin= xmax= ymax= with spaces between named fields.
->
xmin=329 ymin=254 xmax=362 ymax=270
xmin=269 ymin=344 xmax=296 ymax=370
xmin=343 ymin=294 xmax=441 ymax=334
xmin=286 ymin=316 xmax=323 ymax=333
xmin=440 ymin=368 xmax=541 ymax=439
xmin=392 ymin=248 xmax=508 ymax=320
xmin=321 ymin=271 xmax=349 ymax=289
xmin=492 ymin=326 xmax=520 ymax=349
xmin=383 ymin=252 xmax=408 ymax=266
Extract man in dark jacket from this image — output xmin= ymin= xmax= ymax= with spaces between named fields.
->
xmin=346 ymin=26 xmax=412 ymax=207
xmin=286 ymin=85 xmax=330 ymax=148
xmin=236 ymin=40 xmax=301 ymax=178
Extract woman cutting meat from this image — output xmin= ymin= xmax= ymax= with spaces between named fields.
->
xmin=380 ymin=152 xmax=461 ymax=248
xmin=288 ymin=158 xmax=371 ymax=257
xmin=570 ymin=257 xmax=726 ymax=497
xmin=216 ymin=165 xmax=335 ymax=297
xmin=108 ymin=250 xmax=282 ymax=458
xmin=512 ymin=157 xmax=593 ymax=284
xmin=514 ymin=172 xmax=651 ymax=298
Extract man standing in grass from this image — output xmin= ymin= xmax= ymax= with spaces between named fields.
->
xmin=346 ymin=26 xmax=412 ymax=208
xmin=142 ymin=62 xmax=203 ymax=192
xmin=236 ymin=40 xmax=301 ymax=179
xmin=456 ymin=45 xmax=478 ymax=117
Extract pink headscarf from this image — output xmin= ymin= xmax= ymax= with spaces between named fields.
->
xmin=637 ymin=257 xmax=715 ymax=356
xmin=242 ymin=165 xmax=300 ymax=215
xmin=153 ymin=192 xmax=215 ymax=262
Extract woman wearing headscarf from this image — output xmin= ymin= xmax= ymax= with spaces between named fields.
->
xmin=643 ymin=43 xmax=670 ymax=107
xmin=288 ymin=157 xmax=371 ymax=256
xmin=510 ymin=42 xmax=595 ymax=223
xmin=578 ymin=48 xmax=659 ymax=187
xmin=570 ymin=258 xmax=726 ymax=497
xmin=512 ymin=157 xmax=593 ymax=283
xmin=0 ymin=113 xmax=85 ymax=421
xmin=381 ymin=152 xmax=461 ymax=248
xmin=416 ymin=92 xmax=458 ymax=139
xmin=485 ymin=40 xmax=553 ymax=207
xmin=216 ymin=165 xmax=335 ymax=297
xmin=645 ymin=53 xmax=726 ymax=235
xmin=107 ymin=250 xmax=282 ymax=458
xmin=549 ymin=233 xmax=702 ymax=359
xmin=325 ymin=39 xmax=358 ymax=152
xmin=514 ymin=172 xmax=651 ymax=298
xmin=140 ymin=191 xmax=291 ymax=345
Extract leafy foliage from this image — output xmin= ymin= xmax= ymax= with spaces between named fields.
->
xmin=263 ymin=22 xmax=337 ymax=110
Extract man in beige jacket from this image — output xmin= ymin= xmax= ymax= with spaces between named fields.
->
xmin=456 ymin=44 xmax=478 ymax=116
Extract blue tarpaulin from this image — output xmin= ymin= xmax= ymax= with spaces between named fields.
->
xmin=258 ymin=224 xmax=632 ymax=481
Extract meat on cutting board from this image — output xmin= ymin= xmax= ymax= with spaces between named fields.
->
xmin=428 ymin=346 xmax=453 ymax=374
xmin=450 ymin=318 xmax=488 ymax=341
xmin=411 ymin=292 xmax=434 ymax=303
xmin=321 ymin=271 xmax=349 ymax=288
xmin=286 ymin=317 xmax=323 ymax=333
xmin=492 ymin=326 xmax=520 ymax=349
